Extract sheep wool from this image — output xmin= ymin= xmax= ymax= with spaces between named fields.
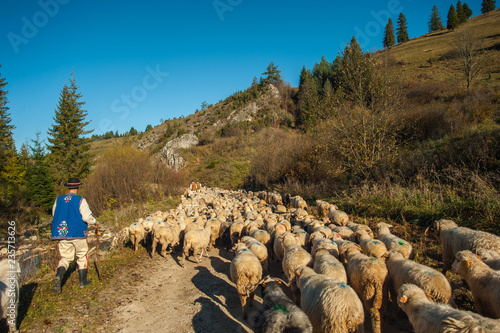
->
xmin=295 ymin=266 xmax=364 ymax=333
xmin=398 ymin=283 xmax=500 ymax=333
xmin=434 ymin=219 xmax=500 ymax=273
xmin=230 ymin=243 xmax=262 ymax=320
xmin=452 ymin=250 xmax=500 ymax=319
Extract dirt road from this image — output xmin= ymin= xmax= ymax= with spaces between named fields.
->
xmin=93 ymin=244 xmax=415 ymax=333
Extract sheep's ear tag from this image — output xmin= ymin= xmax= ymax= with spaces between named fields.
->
xmin=400 ymin=296 xmax=408 ymax=304
xmin=278 ymin=280 xmax=282 ymax=284
xmin=426 ymin=293 xmax=432 ymax=298
xmin=262 ymin=283 xmax=266 ymax=288
xmin=466 ymin=260 xmax=470 ymax=267
xmin=296 ymin=271 xmax=301 ymax=276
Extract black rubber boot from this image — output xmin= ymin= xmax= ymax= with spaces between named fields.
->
xmin=78 ymin=268 xmax=92 ymax=288
xmin=52 ymin=266 xmax=66 ymax=293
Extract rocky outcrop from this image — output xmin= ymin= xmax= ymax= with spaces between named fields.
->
xmin=156 ymin=133 xmax=199 ymax=170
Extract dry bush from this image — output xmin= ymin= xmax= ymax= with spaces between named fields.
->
xmin=82 ymin=145 xmax=186 ymax=216
xmin=245 ymin=128 xmax=313 ymax=190
xmin=313 ymin=104 xmax=400 ymax=182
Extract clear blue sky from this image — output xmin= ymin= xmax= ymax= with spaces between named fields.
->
xmin=0 ymin=0 xmax=483 ymax=149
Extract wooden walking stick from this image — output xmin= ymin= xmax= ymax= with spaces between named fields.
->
xmin=94 ymin=224 xmax=101 ymax=280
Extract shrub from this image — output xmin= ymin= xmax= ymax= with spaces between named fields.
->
xmin=81 ymin=145 xmax=186 ymax=217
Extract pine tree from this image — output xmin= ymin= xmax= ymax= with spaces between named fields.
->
xmin=429 ymin=5 xmax=445 ymax=32
xmin=312 ymin=56 xmax=334 ymax=95
xmin=447 ymin=5 xmax=459 ymax=30
xmin=383 ymin=18 xmax=396 ymax=48
xmin=339 ymin=37 xmax=378 ymax=108
xmin=481 ymin=0 xmax=496 ymax=13
xmin=0 ymin=66 xmax=23 ymax=204
xmin=463 ymin=3 xmax=473 ymax=19
xmin=261 ymin=62 xmax=283 ymax=87
xmin=457 ymin=1 xmax=466 ymax=24
xmin=0 ymin=66 xmax=15 ymax=172
xmin=299 ymin=66 xmax=312 ymax=87
xmin=25 ymin=132 xmax=54 ymax=212
xmin=296 ymin=75 xmax=320 ymax=130
xmin=396 ymin=12 xmax=410 ymax=44
xmin=47 ymin=73 xmax=93 ymax=187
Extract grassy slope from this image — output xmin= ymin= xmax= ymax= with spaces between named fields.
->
xmin=376 ymin=9 xmax=500 ymax=84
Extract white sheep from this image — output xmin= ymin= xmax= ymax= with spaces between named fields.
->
xmin=180 ymin=222 xmax=212 ymax=267
xmin=356 ymin=229 xmax=388 ymax=260
xmin=386 ymin=251 xmax=452 ymax=313
xmin=252 ymin=276 xmax=313 ymax=333
xmin=311 ymin=238 xmax=339 ymax=260
xmin=241 ymin=236 xmax=269 ymax=275
xmin=434 ymin=219 xmax=500 ymax=273
xmin=290 ymin=196 xmax=307 ymax=210
xmin=230 ymin=221 xmax=245 ymax=246
xmin=313 ymin=250 xmax=348 ymax=284
xmin=129 ymin=221 xmax=146 ymax=252
xmin=452 ymin=250 xmax=500 ymax=318
xmin=316 ymin=200 xmax=330 ymax=218
xmin=340 ymin=242 xmax=389 ymax=333
xmin=397 ymin=283 xmax=500 ymax=333
xmin=328 ymin=225 xmax=356 ymax=241
xmin=347 ymin=222 xmax=374 ymax=239
xmin=208 ymin=218 xmax=221 ymax=250
xmin=0 ymin=259 xmax=20 ymax=333
xmin=274 ymin=232 xmax=302 ymax=262
xmin=376 ymin=222 xmax=413 ymax=259
xmin=295 ymin=266 xmax=365 ymax=333
xmin=151 ymin=223 xmax=182 ymax=259
xmin=282 ymin=244 xmax=313 ymax=283
xmin=230 ymin=243 xmax=263 ymax=320
xmin=328 ymin=205 xmax=349 ymax=226
xmin=250 ymin=229 xmax=272 ymax=260
xmin=476 ymin=249 xmax=500 ymax=270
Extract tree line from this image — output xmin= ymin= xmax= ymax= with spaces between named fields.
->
xmin=383 ymin=0 xmax=496 ymax=49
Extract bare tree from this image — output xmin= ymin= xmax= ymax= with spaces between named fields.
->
xmin=452 ymin=29 xmax=484 ymax=89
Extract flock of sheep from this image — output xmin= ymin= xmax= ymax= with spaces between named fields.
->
xmin=127 ymin=186 xmax=500 ymax=333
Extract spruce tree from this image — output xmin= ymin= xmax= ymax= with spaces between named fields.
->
xmin=0 ymin=66 xmax=15 ymax=173
xmin=299 ymin=66 xmax=312 ymax=87
xmin=481 ymin=0 xmax=496 ymax=13
xmin=463 ymin=3 xmax=473 ymax=19
xmin=312 ymin=56 xmax=334 ymax=95
xmin=429 ymin=5 xmax=445 ymax=32
xmin=457 ymin=1 xmax=466 ymax=24
xmin=0 ymin=66 xmax=23 ymax=204
xmin=339 ymin=37 xmax=378 ymax=109
xmin=47 ymin=73 xmax=93 ymax=187
xmin=383 ymin=18 xmax=396 ymax=48
xmin=26 ymin=132 xmax=54 ymax=212
xmin=261 ymin=62 xmax=283 ymax=87
xmin=397 ymin=12 xmax=410 ymax=44
xmin=447 ymin=5 xmax=459 ymax=30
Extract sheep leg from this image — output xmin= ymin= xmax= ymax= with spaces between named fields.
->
xmin=369 ymin=308 xmax=382 ymax=333
xmin=131 ymin=235 xmax=137 ymax=251
xmin=160 ymin=242 xmax=166 ymax=257
xmin=151 ymin=237 xmax=157 ymax=258
xmin=181 ymin=250 xmax=187 ymax=267
xmin=240 ymin=294 xmax=249 ymax=320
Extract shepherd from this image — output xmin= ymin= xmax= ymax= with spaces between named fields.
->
xmin=51 ymin=178 xmax=99 ymax=293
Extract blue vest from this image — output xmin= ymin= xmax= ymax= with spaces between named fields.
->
xmin=51 ymin=193 xmax=88 ymax=240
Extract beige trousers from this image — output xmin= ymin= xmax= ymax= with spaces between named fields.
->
xmin=57 ymin=239 xmax=89 ymax=270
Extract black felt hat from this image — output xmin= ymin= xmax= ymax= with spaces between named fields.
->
xmin=64 ymin=178 xmax=82 ymax=188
